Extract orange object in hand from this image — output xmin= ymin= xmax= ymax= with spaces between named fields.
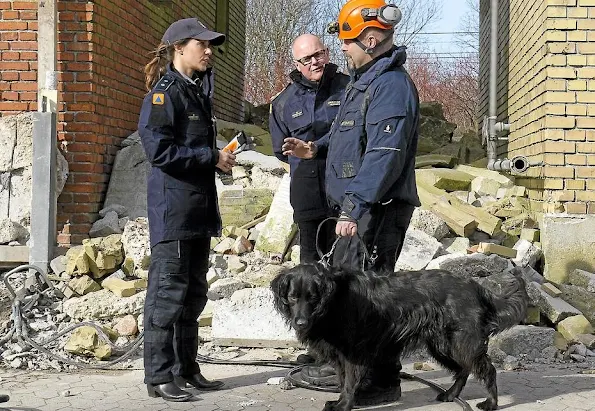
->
xmin=222 ymin=131 xmax=248 ymax=154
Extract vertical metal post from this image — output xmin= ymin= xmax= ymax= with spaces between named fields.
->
xmin=487 ymin=0 xmax=499 ymax=170
xmin=29 ymin=0 xmax=58 ymax=274
xmin=29 ymin=113 xmax=57 ymax=273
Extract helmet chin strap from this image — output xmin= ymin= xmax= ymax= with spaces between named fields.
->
xmin=355 ymin=30 xmax=394 ymax=54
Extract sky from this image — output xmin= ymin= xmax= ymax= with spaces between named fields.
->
xmin=415 ymin=0 xmax=478 ymax=56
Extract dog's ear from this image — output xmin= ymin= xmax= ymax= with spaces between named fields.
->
xmin=312 ymin=266 xmax=336 ymax=318
xmin=270 ymin=269 xmax=292 ymax=319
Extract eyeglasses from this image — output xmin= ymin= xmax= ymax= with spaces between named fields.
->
xmin=295 ymin=49 xmax=327 ymax=66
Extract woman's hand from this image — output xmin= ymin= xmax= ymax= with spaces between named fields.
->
xmin=216 ymin=150 xmax=236 ymax=173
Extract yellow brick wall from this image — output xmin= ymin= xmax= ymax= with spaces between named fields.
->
xmin=479 ymin=0 xmax=595 ymax=214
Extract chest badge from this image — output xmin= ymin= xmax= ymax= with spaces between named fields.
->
xmin=341 ymin=120 xmax=354 ymax=127
xmin=384 ymin=124 xmax=392 ymax=133
xmin=327 ymin=100 xmax=341 ymax=106
xmin=152 ymin=93 xmax=164 ymax=105
xmin=292 ymin=111 xmax=303 ymax=118
xmin=188 ymin=114 xmax=199 ymax=121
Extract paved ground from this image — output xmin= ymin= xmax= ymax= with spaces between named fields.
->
xmin=0 ymin=360 xmax=594 ymax=411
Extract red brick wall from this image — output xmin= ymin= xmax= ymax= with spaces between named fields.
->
xmin=1 ymin=0 xmax=246 ymax=245
xmin=0 ymin=0 xmax=38 ymax=114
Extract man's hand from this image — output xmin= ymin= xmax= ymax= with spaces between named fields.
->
xmin=336 ymin=212 xmax=357 ymax=237
xmin=216 ymin=150 xmax=236 ymax=173
xmin=282 ymin=137 xmax=317 ymax=159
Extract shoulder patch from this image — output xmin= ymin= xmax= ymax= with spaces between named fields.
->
xmin=152 ymin=93 xmax=165 ymax=105
xmin=154 ymin=75 xmax=175 ymax=91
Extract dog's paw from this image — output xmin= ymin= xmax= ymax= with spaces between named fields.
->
xmin=477 ymin=398 xmax=498 ymax=411
xmin=436 ymin=391 xmax=456 ymax=402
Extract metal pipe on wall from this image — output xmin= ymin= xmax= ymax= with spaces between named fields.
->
xmin=487 ymin=0 xmax=498 ymax=170
xmin=485 ymin=0 xmax=533 ymax=174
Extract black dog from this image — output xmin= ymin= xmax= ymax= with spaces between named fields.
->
xmin=271 ymin=263 xmax=528 ymax=411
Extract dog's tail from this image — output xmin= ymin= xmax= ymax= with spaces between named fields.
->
xmin=478 ymin=267 xmax=529 ymax=334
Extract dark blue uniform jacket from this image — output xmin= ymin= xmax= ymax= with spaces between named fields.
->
xmin=138 ymin=64 xmax=222 ymax=247
xmin=317 ymin=46 xmax=421 ymax=221
xmin=269 ymin=63 xmax=349 ymax=220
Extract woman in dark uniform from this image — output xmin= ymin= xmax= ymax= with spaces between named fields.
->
xmin=138 ymin=18 xmax=236 ymax=402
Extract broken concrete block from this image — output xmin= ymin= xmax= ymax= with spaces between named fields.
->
xmin=89 ymin=210 xmax=122 ymax=238
xmin=542 ymin=282 xmax=562 ymax=298
xmin=553 ymin=331 xmax=569 ymax=351
xmin=199 ymin=300 xmax=214 ymax=326
xmin=64 ymin=326 xmax=112 ymax=360
xmin=416 ymin=168 xmax=474 ymax=191
xmin=213 ymin=237 xmax=235 ymax=254
xmin=557 ymin=315 xmax=594 ymax=342
xmin=559 ymin=284 xmax=595 ymax=325
xmin=132 ymin=278 xmax=147 ymax=289
xmin=218 ymin=186 xmax=273 ymax=228
xmin=470 ymin=176 xmax=502 ymax=197
xmin=575 ymin=334 xmax=595 ymax=349
xmin=65 ymin=246 xmax=90 ymax=276
xmin=455 ymin=165 xmax=515 ymax=187
xmin=68 ymin=276 xmax=102 ymax=296
xmin=395 ymin=228 xmax=442 ymax=271
xmin=232 ymin=236 xmax=253 ymax=255
xmin=222 ymin=226 xmax=250 ymax=239
xmin=290 ymin=244 xmax=300 ymax=263
xmin=569 ymin=269 xmax=595 ymax=293
xmin=542 ymin=215 xmax=595 ymax=285
xmin=207 ymin=267 xmax=221 ymax=286
xmin=212 ymin=288 xmax=298 ymax=348
xmin=488 ymin=325 xmax=554 ymax=361
xmin=525 ymin=306 xmax=541 ymax=325
xmin=121 ymin=217 xmax=151 ymax=278
xmin=62 ymin=289 xmax=146 ymax=320
xmin=512 ymin=239 xmax=542 ymax=268
xmin=255 ymin=174 xmax=297 ymax=256
xmin=408 ymin=208 xmax=450 ymax=240
xmin=209 ymin=278 xmax=248 ymax=299
xmin=527 ymin=281 xmax=582 ymax=324
xmin=520 ymin=228 xmax=540 ymax=242
xmin=99 ymin=204 xmax=128 ymax=218
xmin=488 ymin=325 xmax=555 ymax=360
xmin=441 ymin=237 xmax=470 ymax=254
xmin=101 ymin=278 xmax=138 ymax=298
xmin=477 ymin=242 xmax=517 ymax=259
xmin=50 ymin=255 xmax=67 ymax=276
xmin=226 ymin=255 xmax=247 ymax=274
xmin=113 ymin=315 xmax=138 ymax=336
xmin=0 ymin=219 xmax=28 ymax=244
xmin=231 ymin=165 xmax=249 ymax=180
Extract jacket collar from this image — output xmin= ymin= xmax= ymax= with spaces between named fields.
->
xmin=351 ymin=46 xmax=407 ymax=91
xmin=289 ymin=63 xmax=340 ymax=91
xmin=166 ymin=63 xmax=212 ymax=89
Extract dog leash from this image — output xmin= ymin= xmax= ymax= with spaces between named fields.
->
xmin=315 ymin=217 xmax=376 ymax=271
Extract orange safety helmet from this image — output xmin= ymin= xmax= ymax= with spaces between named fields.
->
xmin=332 ymin=0 xmax=402 ymax=40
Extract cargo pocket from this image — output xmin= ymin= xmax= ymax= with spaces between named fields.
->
xmin=165 ymin=179 xmax=209 ymax=229
xmin=290 ymin=159 xmax=328 ymax=219
xmin=152 ymin=257 xmax=188 ymax=329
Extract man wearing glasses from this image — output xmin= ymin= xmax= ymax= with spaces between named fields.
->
xmin=282 ymin=0 xmax=420 ymax=404
xmin=270 ymin=34 xmax=349 ymax=269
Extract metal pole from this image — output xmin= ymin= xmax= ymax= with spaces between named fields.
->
xmin=487 ymin=0 xmax=498 ymax=170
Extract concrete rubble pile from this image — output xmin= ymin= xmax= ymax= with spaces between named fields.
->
xmin=0 ymin=113 xmax=69 ymax=246
xmin=1 ymin=112 xmax=594 ymax=373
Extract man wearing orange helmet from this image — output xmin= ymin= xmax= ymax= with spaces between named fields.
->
xmin=283 ymin=0 xmax=420 ymax=405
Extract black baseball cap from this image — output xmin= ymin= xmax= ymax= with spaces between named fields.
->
xmin=162 ymin=18 xmax=226 ymax=46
